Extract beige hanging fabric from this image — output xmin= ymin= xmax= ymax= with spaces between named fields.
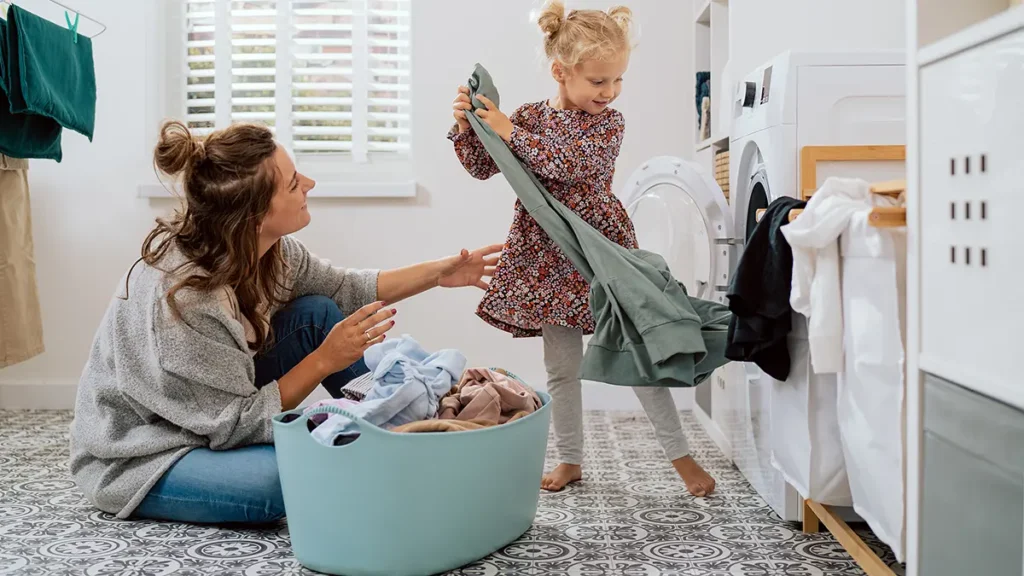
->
xmin=0 ymin=154 xmax=43 ymax=368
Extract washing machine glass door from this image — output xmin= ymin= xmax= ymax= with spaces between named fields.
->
xmin=621 ymin=156 xmax=735 ymax=303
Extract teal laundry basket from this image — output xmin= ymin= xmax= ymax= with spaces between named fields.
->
xmin=272 ymin=385 xmax=551 ymax=576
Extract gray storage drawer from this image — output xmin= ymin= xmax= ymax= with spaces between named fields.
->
xmin=921 ymin=374 xmax=1024 ymax=576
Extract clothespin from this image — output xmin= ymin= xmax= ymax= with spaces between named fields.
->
xmin=64 ymin=10 xmax=79 ymax=43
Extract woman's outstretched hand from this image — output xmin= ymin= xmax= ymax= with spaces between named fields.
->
xmin=437 ymin=244 xmax=503 ymax=290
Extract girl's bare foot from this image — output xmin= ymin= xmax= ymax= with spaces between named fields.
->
xmin=541 ymin=463 xmax=583 ymax=492
xmin=672 ymin=455 xmax=716 ymax=497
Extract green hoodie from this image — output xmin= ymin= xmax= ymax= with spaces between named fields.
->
xmin=463 ymin=64 xmax=732 ymax=387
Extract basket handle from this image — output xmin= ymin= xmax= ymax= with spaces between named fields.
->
xmin=299 ymin=404 xmax=391 ymax=439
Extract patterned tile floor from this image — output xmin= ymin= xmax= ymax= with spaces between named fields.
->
xmin=0 ymin=410 xmax=904 ymax=575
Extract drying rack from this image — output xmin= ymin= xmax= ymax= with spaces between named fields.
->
xmin=0 ymin=0 xmax=106 ymax=38
xmin=754 ymin=145 xmax=907 ymax=576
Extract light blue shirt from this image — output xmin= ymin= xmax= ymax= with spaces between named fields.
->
xmin=311 ymin=335 xmax=467 ymax=445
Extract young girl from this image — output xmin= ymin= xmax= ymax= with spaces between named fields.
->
xmin=446 ymin=0 xmax=716 ymax=497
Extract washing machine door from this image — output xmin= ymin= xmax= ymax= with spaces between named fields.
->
xmin=733 ymin=139 xmax=772 ymax=245
xmin=620 ymin=156 xmax=735 ymax=304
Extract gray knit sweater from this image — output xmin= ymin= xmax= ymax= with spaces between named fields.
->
xmin=69 ymin=236 xmax=379 ymax=518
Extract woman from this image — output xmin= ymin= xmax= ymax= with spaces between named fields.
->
xmin=69 ymin=121 xmax=502 ymax=525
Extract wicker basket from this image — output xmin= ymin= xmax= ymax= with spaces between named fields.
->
xmin=714 ymin=149 xmax=730 ymax=203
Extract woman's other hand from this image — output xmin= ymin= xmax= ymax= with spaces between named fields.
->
xmin=438 ymin=244 xmax=503 ymax=290
xmin=314 ymin=302 xmax=396 ymax=373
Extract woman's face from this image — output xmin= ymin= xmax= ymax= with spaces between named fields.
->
xmin=259 ymin=146 xmax=314 ymax=242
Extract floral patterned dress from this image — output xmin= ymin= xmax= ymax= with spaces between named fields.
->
xmin=448 ymin=100 xmax=638 ymax=338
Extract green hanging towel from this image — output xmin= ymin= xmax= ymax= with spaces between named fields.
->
xmin=463 ymin=64 xmax=733 ymax=388
xmin=0 ymin=17 xmax=62 ymax=161
xmin=5 ymin=5 xmax=96 ymax=140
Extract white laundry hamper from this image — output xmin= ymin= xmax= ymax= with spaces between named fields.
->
xmin=272 ymin=375 xmax=552 ymax=576
xmin=769 ymin=313 xmax=853 ymax=506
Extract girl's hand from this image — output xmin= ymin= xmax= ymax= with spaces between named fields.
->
xmin=453 ymin=86 xmax=472 ymax=133
xmin=474 ymin=95 xmax=513 ymax=142
xmin=315 ymin=302 xmax=396 ymax=373
xmin=437 ymin=244 xmax=503 ymax=290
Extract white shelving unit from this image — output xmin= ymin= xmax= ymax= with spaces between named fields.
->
xmin=692 ymin=0 xmax=729 ymax=167
xmin=906 ymin=2 xmax=1024 ymax=575
xmin=691 ymin=0 xmax=732 ymax=460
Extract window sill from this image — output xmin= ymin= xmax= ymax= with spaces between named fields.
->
xmin=137 ymin=179 xmax=416 ymax=199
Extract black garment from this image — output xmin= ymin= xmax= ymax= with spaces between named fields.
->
xmin=725 ymin=196 xmax=806 ymax=380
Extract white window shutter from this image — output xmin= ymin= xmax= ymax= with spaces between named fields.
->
xmin=366 ymin=0 xmax=411 ymax=154
xmin=185 ymin=0 xmax=217 ymax=136
xmin=183 ymin=0 xmax=411 ymax=161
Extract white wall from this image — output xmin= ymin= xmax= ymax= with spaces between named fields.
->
xmin=729 ymin=0 xmax=907 ymax=77
xmin=0 ymin=0 xmax=695 ymax=410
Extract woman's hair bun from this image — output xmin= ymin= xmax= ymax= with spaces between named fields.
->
xmin=154 ymin=120 xmax=205 ymax=176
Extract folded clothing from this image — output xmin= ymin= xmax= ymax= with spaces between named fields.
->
xmin=310 ymin=335 xmax=466 ymax=446
xmin=438 ymin=368 xmax=542 ymax=425
xmin=4 ymin=5 xmax=96 ymax=139
xmin=0 ymin=16 xmax=61 ymax=161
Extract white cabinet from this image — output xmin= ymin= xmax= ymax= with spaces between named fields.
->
xmin=918 ymin=27 xmax=1024 ymax=411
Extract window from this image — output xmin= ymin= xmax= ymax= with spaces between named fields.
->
xmin=174 ymin=0 xmax=413 ymax=196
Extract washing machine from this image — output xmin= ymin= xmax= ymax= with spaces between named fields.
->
xmin=620 ymin=156 xmax=734 ymax=307
xmin=726 ymin=50 xmax=907 ymax=521
xmin=622 ymin=50 xmax=906 ymax=522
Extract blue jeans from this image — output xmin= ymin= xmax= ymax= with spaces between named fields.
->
xmin=133 ymin=295 xmax=370 ymax=524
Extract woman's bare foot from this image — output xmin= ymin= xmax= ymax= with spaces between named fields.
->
xmin=541 ymin=463 xmax=583 ymax=492
xmin=672 ymin=455 xmax=716 ymax=497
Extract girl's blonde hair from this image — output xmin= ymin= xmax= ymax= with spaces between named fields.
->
xmin=537 ymin=0 xmax=633 ymax=69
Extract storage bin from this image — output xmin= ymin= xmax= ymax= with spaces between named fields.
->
xmin=272 ymin=381 xmax=551 ymax=576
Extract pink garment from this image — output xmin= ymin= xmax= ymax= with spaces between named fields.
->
xmin=438 ymin=368 xmax=542 ymax=425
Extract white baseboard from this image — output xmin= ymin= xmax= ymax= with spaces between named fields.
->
xmin=693 ymin=401 xmax=732 ymax=460
xmin=0 ymin=379 xmax=79 ymax=410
